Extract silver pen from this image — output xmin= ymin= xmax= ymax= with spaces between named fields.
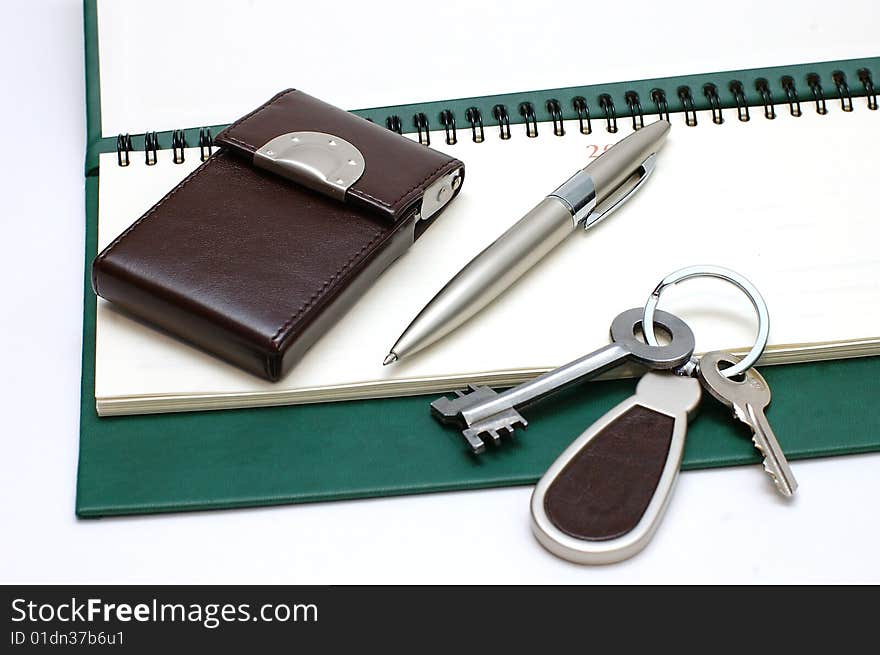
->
xmin=383 ymin=119 xmax=670 ymax=365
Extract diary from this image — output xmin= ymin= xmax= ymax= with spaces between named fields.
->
xmin=95 ymin=84 xmax=880 ymax=415
xmin=77 ymin=0 xmax=880 ymax=517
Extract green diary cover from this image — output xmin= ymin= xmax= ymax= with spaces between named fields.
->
xmin=78 ymin=0 xmax=880 ymax=516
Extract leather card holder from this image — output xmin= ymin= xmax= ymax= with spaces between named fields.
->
xmin=92 ymin=90 xmax=464 ymax=381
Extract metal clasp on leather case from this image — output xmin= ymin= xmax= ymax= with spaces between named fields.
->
xmin=254 ymin=131 xmax=366 ymax=201
xmin=418 ymin=167 xmax=463 ymax=221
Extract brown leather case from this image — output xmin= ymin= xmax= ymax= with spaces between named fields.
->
xmin=92 ymin=90 xmax=464 ymax=381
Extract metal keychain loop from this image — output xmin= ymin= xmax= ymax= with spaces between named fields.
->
xmin=642 ymin=265 xmax=770 ymax=378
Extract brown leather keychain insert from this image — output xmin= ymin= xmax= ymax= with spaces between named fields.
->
xmin=531 ymin=372 xmax=702 ymax=564
xmin=543 ymin=404 xmax=675 ymax=541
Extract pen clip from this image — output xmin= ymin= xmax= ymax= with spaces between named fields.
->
xmin=583 ymin=153 xmax=657 ymax=230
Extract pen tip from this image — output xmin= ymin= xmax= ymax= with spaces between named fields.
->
xmin=383 ymin=353 xmax=398 ymax=366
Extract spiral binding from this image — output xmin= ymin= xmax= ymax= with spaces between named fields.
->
xmin=677 ymin=86 xmax=698 ymax=126
xmin=439 ymin=110 xmax=457 ymax=145
xmin=465 ymin=107 xmax=485 ymax=142
xmin=858 ymin=69 xmax=878 ymax=110
xmin=832 ymin=71 xmax=854 ymax=112
xmin=492 ymin=104 xmax=511 ymax=140
xmin=171 ymin=129 xmax=186 ymax=164
xmin=651 ymin=89 xmax=670 ymax=122
xmin=598 ymin=94 xmax=618 ymax=133
xmin=703 ymin=84 xmax=724 ymax=124
xmin=116 ymin=133 xmax=132 ymax=167
xmin=572 ymin=97 xmax=592 ymax=135
xmin=199 ymin=127 xmax=213 ymax=162
xmin=144 ymin=131 xmax=158 ymax=166
xmin=781 ymin=76 xmax=802 ymax=117
xmin=386 ymin=115 xmax=402 ymax=134
xmin=114 ymin=67 xmax=877 ymax=166
xmin=729 ymin=81 xmax=750 ymax=122
xmin=807 ymin=73 xmax=828 ymax=115
xmin=519 ymin=102 xmax=538 ymax=138
xmin=546 ymin=99 xmax=565 ymax=136
xmin=755 ymin=78 xmax=776 ymax=119
xmin=413 ymin=112 xmax=430 ymax=146
xmin=625 ymin=91 xmax=644 ymax=130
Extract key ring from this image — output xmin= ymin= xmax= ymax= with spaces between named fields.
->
xmin=642 ymin=265 xmax=769 ymax=378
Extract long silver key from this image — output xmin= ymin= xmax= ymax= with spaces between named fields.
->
xmin=431 ymin=308 xmax=696 ymax=453
xmin=698 ymin=351 xmax=798 ymax=497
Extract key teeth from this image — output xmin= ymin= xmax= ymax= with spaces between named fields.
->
xmin=435 ymin=392 xmax=526 ymax=453
xmin=752 ymin=437 xmax=795 ymax=497
xmin=461 ymin=414 xmax=529 ymax=454
xmin=463 ymin=428 xmax=486 ymax=454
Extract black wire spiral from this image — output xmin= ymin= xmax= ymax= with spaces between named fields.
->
xmin=755 ymin=78 xmax=776 ymax=119
xmin=651 ymin=89 xmax=669 ymax=122
xmin=729 ymin=81 xmax=750 ymax=122
xmin=439 ymin=109 xmax=457 ymax=145
xmin=832 ymin=71 xmax=854 ymax=112
xmin=546 ymin=99 xmax=565 ymax=136
xmin=703 ymin=83 xmax=724 ymax=124
xmin=413 ymin=113 xmax=430 ymax=145
xmin=492 ymin=104 xmax=511 ymax=140
xmin=807 ymin=73 xmax=828 ymax=115
xmin=171 ymin=129 xmax=186 ymax=164
xmin=572 ymin=96 xmax=592 ymax=134
xmin=144 ymin=131 xmax=158 ymax=166
xmin=598 ymin=94 xmax=618 ymax=133
xmin=781 ymin=76 xmax=802 ymax=117
xmin=858 ymin=69 xmax=878 ymax=110
xmin=113 ymin=68 xmax=877 ymax=166
xmin=116 ymin=133 xmax=132 ymax=167
xmin=677 ymin=86 xmax=697 ymax=126
xmin=624 ymin=91 xmax=644 ymax=130
xmin=385 ymin=115 xmax=402 ymax=134
xmin=465 ymin=107 xmax=485 ymax=142
xmin=199 ymin=127 xmax=213 ymax=162
xmin=518 ymin=102 xmax=538 ymax=138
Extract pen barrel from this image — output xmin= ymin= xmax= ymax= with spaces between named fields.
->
xmin=457 ymin=196 xmax=576 ymax=307
xmin=395 ymin=196 xmax=575 ymax=357
xmin=583 ymin=119 xmax=670 ymax=204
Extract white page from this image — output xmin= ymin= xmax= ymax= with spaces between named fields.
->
xmin=95 ymin=106 xmax=880 ymax=414
xmin=96 ymin=0 xmax=880 ymax=136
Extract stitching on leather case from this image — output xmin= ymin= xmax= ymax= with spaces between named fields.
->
xmin=93 ymin=155 xmax=224 ymax=296
xmin=222 ymin=134 xmax=259 ymax=151
xmin=98 ymin=89 xmax=298 ymax=282
xmin=349 ymin=188 xmax=392 ymax=206
xmin=94 ymin=147 xmax=386 ymax=373
xmin=359 ymin=159 xmax=460 ymax=211
xmin=269 ymin=226 xmax=385 ymax=345
xmin=217 ymin=88 xmax=298 ymax=147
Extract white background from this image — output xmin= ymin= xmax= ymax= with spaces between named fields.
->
xmin=0 ymin=0 xmax=878 ymax=584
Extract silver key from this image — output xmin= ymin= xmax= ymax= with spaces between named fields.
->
xmin=431 ymin=308 xmax=696 ymax=453
xmin=698 ymin=351 xmax=798 ymax=497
